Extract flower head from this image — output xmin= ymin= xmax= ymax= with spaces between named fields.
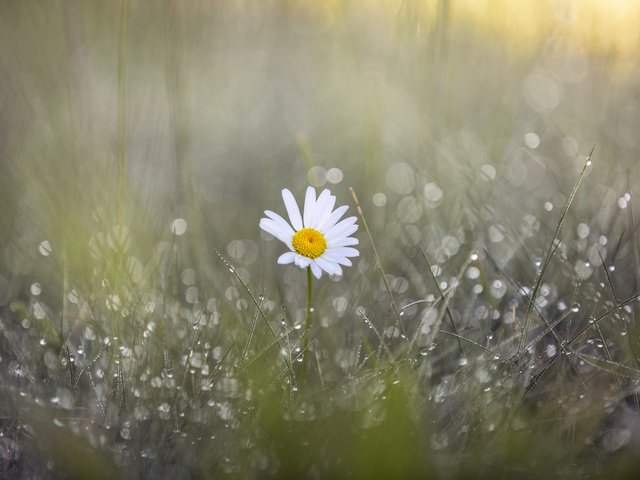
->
xmin=259 ymin=186 xmax=359 ymax=279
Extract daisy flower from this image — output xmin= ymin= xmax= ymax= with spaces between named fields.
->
xmin=259 ymin=186 xmax=359 ymax=279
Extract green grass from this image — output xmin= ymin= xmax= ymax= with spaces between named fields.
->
xmin=1 ymin=1 xmax=640 ymax=478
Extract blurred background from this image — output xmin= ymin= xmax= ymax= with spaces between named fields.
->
xmin=1 ymin=0 xmax=639 ymax=296
xmin=2 ymin=0 xmax=640 ymax=477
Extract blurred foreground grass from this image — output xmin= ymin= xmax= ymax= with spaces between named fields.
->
xmin=2 ymin=1 xmax=640 ymax=478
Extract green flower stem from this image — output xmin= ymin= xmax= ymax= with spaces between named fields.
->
xmin=299 ymin=266 xmax=313 ymax=387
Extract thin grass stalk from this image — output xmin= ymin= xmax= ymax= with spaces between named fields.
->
xmin=299 ymin=266 xmax=313 ymax=387
xmin=517 ymin=148 xmax=594 ymax=355
xmin=350 ymin=186 xmax=405 ymax=336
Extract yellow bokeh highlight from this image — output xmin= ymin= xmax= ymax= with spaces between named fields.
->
xmin=293 ymin=0 xmax=639 ymax=63
xmin=450 ymin=0 xmax=640 ymax=59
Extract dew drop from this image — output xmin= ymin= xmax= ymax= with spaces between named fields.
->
xmin=524 ymin=132 xmax=540 ymax=149
xmin=490 ymin=279 xmax=507 ymax=299
xmin=577 ymin=223 xmax=590 ymax=239
xmin=68 ymin=290 xmax=79 ymax=304
xmin=38 ymin=240 xmax=52 ymax=257
xmin=544 ymin=344 xmax=557 ymax=357
xmin=372 ymin=192 xmax=387 ymax=207
xmin=171 ymin=218 xmax=188 ymax=236
xmin=480 ymin=164 xmax=496 ymax=181
xmin=466 ymin=266 xmax=480 ymax=280
xmin=307 ymin=166 xmax=327 ymax=187
xmin=120 ymin=423 xmax=132 ymax=440
xmin=326 ymin=167 xmax=344 ymax=184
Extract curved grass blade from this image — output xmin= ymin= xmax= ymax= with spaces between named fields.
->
xmin=350 ymin=186 xmax=405 ymax=336
xmin=215 ymin=248 xmax=295 ymax=382
xmin=518 ymin=147 xmax=594 ymax=354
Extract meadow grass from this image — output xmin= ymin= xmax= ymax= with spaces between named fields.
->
xmin=1 ymin=1 xmax=640 ymax=478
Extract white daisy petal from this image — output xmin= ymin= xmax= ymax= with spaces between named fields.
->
xmin=329 ymin=246 xmax=359 ymax=258
xmin=328 ymin=237 xmax=359 ymax=248
xmin=263 ymin=210 xmax=295 ymax=236
xmin=315 ymin=258 xmax=332 ymax=275
xmin=324 ymin=217 xmax=358 ymax=240
xmin=296 ymin=254 xmax=312 ymax=268
xmin=277 ymin=252 xmax=296 ymax=264
xmin=303 ymin=186 xmax=317 ymax=227
xmin=328 ymin=225 xmax=358 ymax=242
xmin=259 ymin=218 xmax=293 ymax=245
xmin=318 ymin=205 xmax=348 ymax=232
xmin=310 ymin=262 xmax=322 ymax=279
xmin=282 ymin=189 xmax=303 ymax=231
xmin=328 ymin=215 xmax=357 ymax=230
xmin=316 ymin=257 xmax=340 ymax=276
xmin=322 ymin=252 xmax=353 ymax=266
xmin=310 ymin=189 xmax=334 ymax=229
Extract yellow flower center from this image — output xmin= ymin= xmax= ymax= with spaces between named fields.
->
xmin=292 ymin=228 xmax=327 ymax=259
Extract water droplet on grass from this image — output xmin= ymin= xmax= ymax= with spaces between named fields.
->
xmin=307 ymin=166 xmax=327 ymax=187
xmin=30 ymin=283 xmax=42 ymax=296
xmin=171 ymin=218 xmax=188 ymax=235
xmin=38 ymin=240 xmax=52 ymax=256
xmin=480 ymin=164 xmax=496 ymax=181
xmin=490 ymin=280 xmax=507 ymax=299
xmin=327 ymin=167 xmax=343 ymax=184
xmin=577 ymin=223 xmax=590 ymax=238
xmin=544 ymin=344 xmax=557 ymax=357
xmin=424 ymin=183 xmax=444 ymax=203
xmin=466 ymin=266 xmax=480 ymax=279
xmin=372 ymin=192 xmax=387 ymax=207
xmin=120 ymin=423 xmax=131 ymax=440
xmin=67 ymin=289 xmax=79 ymax=304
